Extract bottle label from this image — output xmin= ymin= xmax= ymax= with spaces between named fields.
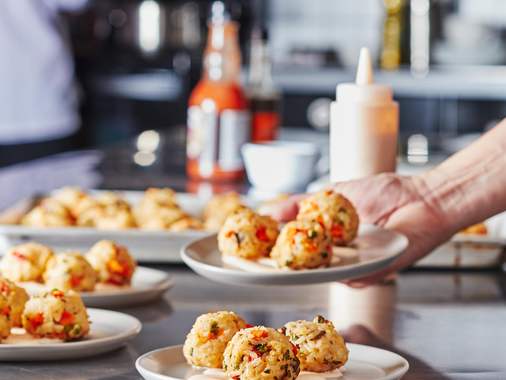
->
xmin=187 ymin=106 xmax=250 ymax=176
xmin=219 ymin=109 xmax=250 ymax=170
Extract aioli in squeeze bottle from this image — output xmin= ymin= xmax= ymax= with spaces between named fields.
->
xmin=186 ymin=1 xmax=249 ymax=182
xmin=330 ymin=47 xmax=399 ymax=183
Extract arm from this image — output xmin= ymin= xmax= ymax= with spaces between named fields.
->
xmin=364 ymin=121 xmax=506 ymax=285
xmin=422 ymin=122 xmax=506 ymax=232
xmin=270 ymin=120 xmax=506 ymax=286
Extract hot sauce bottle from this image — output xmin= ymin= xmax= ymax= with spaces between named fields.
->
xmin=186 ymin=1 xmax=250 ymax=182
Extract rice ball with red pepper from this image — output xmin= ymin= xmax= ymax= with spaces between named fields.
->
xmin=271 ymin=220 xmax=331 ymax=269
xmin=283 ymin=315 xmax=348 ymax=372
xmin=218 ymin=208 xmax=279 ymax=260
xmin=0 ymin=294 xmax=11 ymax=340
xmin=43 ymin=252 xmax=97 ymax=292
xmin=85 ymin=240 xmax=136 ymax=286
xmin=183 ymin=311 xmax=248 ymax=368
xmin=22 ymin=289 xmax=89 ymax=341
xmin=223 ymin=326 xmax=300 ymax=380
xmin=22 ymin=198 xmax=75 ymax=227
xmin=204 ymin=192 xmax=245 ymax=230
xmin=0 ymin=277 xmax=29 ymax=327
xmin=297 ymin=189 xmax=359 ymax=246
xmin=0 ymin=242 xmax=54 ymax=282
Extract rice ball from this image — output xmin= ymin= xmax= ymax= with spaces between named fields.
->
xmin=283 ymin=316 xmax=348 ymax=372
xmin=44 ymin=252 xmax=97 ymax=292
xmin=223 ymin=326 xmax=300 ymax=380
xmin=76 ymin=193 xmax=136 ymax=229
xmin=135 ymin=205 xmax=186 ymax=230
xmin=22 ymin=198 xmax=75 ymax=227
xmin=51 ymin=187 xmax=89 ymax=216
xmin=204 ymin=193 xmax=245 ymax=230
xmin=169 ymin=216 xmax=204 ymax=231
xmin=142 ymin=187 xmax=178 ymax=207
xmin=134 ymin=188 xmax=187 ymax=230
xmin=0 ymin=242 xmax=54 ymax=282
xmin=271 ymin=220 xmax=331 ymax=269
xmin=0 ymin=294 xmax=11 ymax=340
xmin=22 ymin=289 xmax=89 ymax=341
xmin=183 ymin=311 xmax=247 ymax=368
xmin=85 ymin=240 xmax=136 ymax=285
xmin=0 ymin=277 xmax=29 ymax=327
xmin=297 ymin=190 xmax=359 ymax=246
xmin=218 ymin=208 xmax=279 ymax=260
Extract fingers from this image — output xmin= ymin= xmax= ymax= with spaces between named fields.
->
xmin=264 ymin=194 xmax=306 ymax=222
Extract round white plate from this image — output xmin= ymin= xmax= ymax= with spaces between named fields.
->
xmin=181 ymin=224 xmax=408 ymax=286
xmin=20 ymin=266 xmax=174 ymax=308
xmin=0 ymin=308 xmax=141 ymax=361
xmin=136 ymin=343 xmax=409 ymax=380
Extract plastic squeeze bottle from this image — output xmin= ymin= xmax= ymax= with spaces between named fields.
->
xmin=330 ymin=47 xmax=399 ymax=182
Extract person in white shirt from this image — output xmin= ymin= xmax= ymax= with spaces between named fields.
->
xmin=0 ymin=0 xmax=88 ymax=167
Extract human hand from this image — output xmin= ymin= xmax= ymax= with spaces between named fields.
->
xmin=268 ymin=173 xmax=455 ymax=287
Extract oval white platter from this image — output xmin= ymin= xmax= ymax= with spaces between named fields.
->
xmin=0 ymin=308 xmax=141 ymax=361
xmin=19 ymin=266 xmax=174 ymax=308
xmin=181 ymin=224 xmax=408 ymax=286
xmin=136 ymin=344 xmax=409 ymax=380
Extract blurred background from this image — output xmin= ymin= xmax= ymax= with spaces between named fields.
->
xmin=69 ymin=0 xmax=506 ymax=143
xmin=3 ymin=0 xmax=506 ymax=170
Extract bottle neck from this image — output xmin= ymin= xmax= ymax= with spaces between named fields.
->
xmin=248 ymin=36 xmax=277 ymax=96
xmin=203 ymin=21 xmax=242 ymax=83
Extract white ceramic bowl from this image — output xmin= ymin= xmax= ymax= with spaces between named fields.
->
xmin=242 ymin=141 xmax=320 ymax=193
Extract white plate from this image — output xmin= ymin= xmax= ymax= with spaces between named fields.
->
xmin=181 ymin=224 xmax=408 ymax=286
xmin=136 ymin=344 xmax=409 ymax=380
xmin=0 ymin=308 xmax=141 ymax=361
xmin=19 ymin=266 xmax=174 ymax=308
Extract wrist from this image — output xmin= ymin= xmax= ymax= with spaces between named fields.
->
xmin=415 ymin=168 xmax=463 ymax=237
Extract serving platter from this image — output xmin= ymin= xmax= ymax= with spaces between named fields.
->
xmin=0 ymin=191 xmax=221 ymax=263
xmin=182 ymin=224 xmax=408 ymax=286
xmin=19 ymin=266 xmax=174 ymax=308
xmin=136 ymin=344 xmax=409 ymax=380
xmin=0 ymin=308 xmax=141 ymax=361
xmin=415 ymin=211 xmax=506 ymax=268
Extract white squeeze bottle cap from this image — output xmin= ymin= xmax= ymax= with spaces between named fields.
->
xmin=330 ymin=47 xmax=399 ymax=182
xmin=355 ymin=47 xmax=373 ymax=84
xmin=336 ymin=47 xmax=393 ymax=104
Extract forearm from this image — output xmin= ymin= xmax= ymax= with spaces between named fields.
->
xmin=421 ymin=120 xmax=506 ymax=233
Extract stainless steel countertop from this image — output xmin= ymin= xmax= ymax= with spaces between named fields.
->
xmin=1 ymin=267 xmax=504 ymax=379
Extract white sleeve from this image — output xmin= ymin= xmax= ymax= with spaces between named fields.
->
xmin=46 ymin=0 xmax=89 ymax=12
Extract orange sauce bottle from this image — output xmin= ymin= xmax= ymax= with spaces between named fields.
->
xmin=186 ymin=2 xmax=249 ymax=182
